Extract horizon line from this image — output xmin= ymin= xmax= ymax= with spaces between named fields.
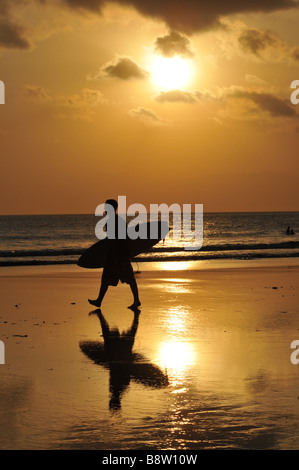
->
xmin=1 ymin=210 xmax=299 ymax=217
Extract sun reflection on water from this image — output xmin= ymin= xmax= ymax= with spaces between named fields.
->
xmin=159 ymin=279 xmax=194 ymax=295
xmin=158 ymin=341 xmax=196 ymax=373
xmin=158 ymin=305 xmax=197 ymax=385
xmin=156 ymin=261 xmax=196 ymax=271
xmin=163 ymin=305 xmax=191 ymax=334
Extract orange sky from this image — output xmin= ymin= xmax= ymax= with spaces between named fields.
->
xmin=0 ymin=1 xmax=299 ymax=214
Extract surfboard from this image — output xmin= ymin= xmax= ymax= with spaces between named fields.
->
xmin=77 ymin=220 xmax=169 ymax=269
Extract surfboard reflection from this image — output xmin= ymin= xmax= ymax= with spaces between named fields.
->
xmin=80 ymin=309 xmax=168 ymax=411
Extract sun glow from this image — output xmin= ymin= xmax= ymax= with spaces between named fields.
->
xmin=151 ymin=55 xmax=193 ymax=91
xmin=158 ymin=342 xmax=196 ymax=372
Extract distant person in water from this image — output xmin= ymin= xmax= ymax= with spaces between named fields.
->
xmin=88 ymin=199 xmax=141 ymax=309
xmin=286 ymin=226 xmax=291 ymax=235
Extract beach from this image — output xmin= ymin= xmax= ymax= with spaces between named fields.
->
xmin=1 ymin=259 xmax=299 ymax=450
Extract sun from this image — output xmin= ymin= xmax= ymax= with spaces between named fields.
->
xmin=151 ymin=55 xmax=193 ymax=91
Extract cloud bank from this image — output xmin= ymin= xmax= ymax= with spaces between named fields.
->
xmin=62 ymin=0 xmax=299 ymax=33
xmin=154 ymin=85 xmax=297 ymax=121
xmin=1 ymin=1 xmax=298 ymax=50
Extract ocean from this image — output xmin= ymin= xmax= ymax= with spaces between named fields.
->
xmin=0 ymin=212 xmax=299 ymax=267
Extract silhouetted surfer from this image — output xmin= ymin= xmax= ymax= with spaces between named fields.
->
xmin=88 ymin=199 xmax=141 ymax=309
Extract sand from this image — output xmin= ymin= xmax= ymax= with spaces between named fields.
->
xmin=0 ymin=260 xmax=299 ymax=450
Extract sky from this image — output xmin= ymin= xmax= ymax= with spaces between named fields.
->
xmin=0 ymin=0 xmax=299 ymax=214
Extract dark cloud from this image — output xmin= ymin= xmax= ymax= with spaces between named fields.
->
xmin=154 ymin=31 xmax=193 ymax=57
xmin=238 ymin=28 xmax=281 ymax=56
xmin=290 ymin=46 xmax=299 ymax=60
xmin=99 ymin=56 xmax=148 ymax=80
xmin=0 ymin=1 xmax=31 ymax=49
xmin=1 ymin=0 xmax=297 ymax=51
xmin=228 ymin=88 xmax=297 ymax=117
xmin=61 ymin=0 xmax=299 ymax=33
xmin=63 ymin=0 xmax=104 ymax=11
xmin=0 ymin=21 xmax=30 ymax=49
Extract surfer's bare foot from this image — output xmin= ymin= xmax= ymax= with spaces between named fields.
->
xmin=128 ymin=301 xmax=141 ymax=310
xmin=88 ymin=299 xmax=102 ymax=307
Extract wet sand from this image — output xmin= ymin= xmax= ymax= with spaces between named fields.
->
xmin=1 ymin=261 xmax=299 ymax=449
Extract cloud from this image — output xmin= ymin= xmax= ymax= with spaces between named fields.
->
xmin=154 ymin=86 xmax=296 ymax=120
xmin=290 ymin=46 xmax=299 ymax=60
xmin=0 ymin=0 xmax=31 ymax=49
xmin=152 ymin=85 xmax=296 ymax=120
xmin=61 ymin=0 xmax=299 ymax=33
xmin=238 ymin=28 xmax=285 ymax=56
xmin=233 ymin=90 xmax=297 ymax=117
xmin=0 ymin=1 xmax=298 ymax=51
xmin=23 ymin=85 xmax=105 ymax=120
xmin=81 ymin=88 xmax=105 ymax=106
xmin=154 ymin=31 xmax=193 ymax=57
xmin=91 ymin=56 xmax=148 ymax=80
xmin=216 ymin=20 xmax=296 ymax=63
xmin=23 ymin=85 xmax=51 ymax=102
xmin=63 ymin=0 xmax=104 ymax=12
xmin=0 ymin=21 xmax=31 ymax=49
xmin=155 ymin=89 xmax=201 ymax=103
xmin=154 ymin=89 xmax=215 ymax=103
xmin=128 ymin=106 xmax=167 ymax=126
xmin=55 ymin=88 xmax=105 ymax=119
xmin=245 ymin=74 xmax=268 ymax=86
xmin=220 ymin=86 xmax=297 ymax=118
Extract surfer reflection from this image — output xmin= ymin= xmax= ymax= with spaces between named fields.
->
xmin=88 ymin=199 xmax=141 ymax=310
xmin=80 ymin=309 xmax=168 ymax=411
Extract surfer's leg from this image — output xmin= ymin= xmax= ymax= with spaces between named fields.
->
xmin=128 ymin=277 xmax=141 ymax=309
xmin=88 ymin=281 xmax=108 ymax=307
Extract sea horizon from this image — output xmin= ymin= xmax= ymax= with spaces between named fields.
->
xmin=1 ymin=211 xmax=298 ymax=267
xmin=1 ymin=209 xmax=299 ymax=217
